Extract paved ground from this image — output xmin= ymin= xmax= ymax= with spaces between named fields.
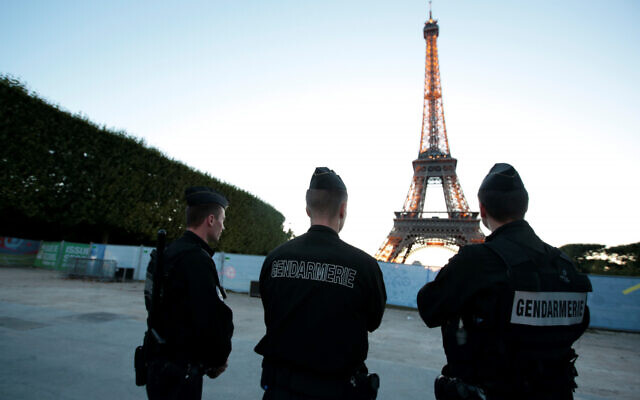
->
xmin=0 ymin=266 xmax=638 ymax=400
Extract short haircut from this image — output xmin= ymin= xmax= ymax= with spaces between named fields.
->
xmin=185 ymin=203 xmax=224 ymax=228
xmin=478 ymin=188 xmax=529 ymax=222
xmin=306 ymin=189 xmax=348 ymax=218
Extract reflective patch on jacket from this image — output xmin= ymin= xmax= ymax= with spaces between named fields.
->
xmin=511 ymin=291 xmax=588 ymax=326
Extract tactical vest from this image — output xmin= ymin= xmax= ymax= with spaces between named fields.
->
xmin=444 ymin=237 xmax=592 ymax=394
xmin=144 ymin=243 xmax=227 ymax=353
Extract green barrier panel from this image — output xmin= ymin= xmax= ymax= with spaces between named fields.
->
xmin=34 ymin=242 xmax=62 ymax=269
xmin=34 ymin=241 xmax=90 ymax=270
xmin=59 ymin=242 xmax=90 ymax=270
xmin=0 ymin=254 xmax=37 ymax=267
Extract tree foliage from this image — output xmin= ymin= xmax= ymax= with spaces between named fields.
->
xmin=559 ymin=242 xmax=639 ymax=276
xmin=0 ymin=76 xmax=292 ymax=254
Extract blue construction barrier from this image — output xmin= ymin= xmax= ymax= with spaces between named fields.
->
xmin=216 ymin=258 xmax=640 ymax=332
xmin=586 ymin=275 xmax=640 ymax=332
xmin=378 ymin=262 xmax=436 ymax=309
xmin=216 ymin=255 xmax=439 ymax=309
xmin=217 ymin=253 xmax=265 ymax=293
xmin=16 ymin=234 xmax=639 ymax=332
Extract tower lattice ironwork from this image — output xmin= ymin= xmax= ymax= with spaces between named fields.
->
xmin=375 ymin=8 xmax=484 ymax=264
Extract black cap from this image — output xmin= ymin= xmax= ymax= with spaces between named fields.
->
xmin=309 ymin=167 xmax=347 ymax=192
xmin=478 ymin=163 xmax=526 ymax=192
xmin=185 ymin=186 xmax=229 ymax=207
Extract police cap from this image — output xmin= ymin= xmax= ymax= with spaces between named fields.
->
xmin=309 ymin=167 xmax=347 ymax=192
xmin=185 ymin=186 xmax=229 ymax=208
xmin=478 ymin=163 xmax=526 ymax=192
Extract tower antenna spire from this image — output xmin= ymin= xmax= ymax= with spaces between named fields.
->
xmin=429 ymin=0 xmax=433 ymax=20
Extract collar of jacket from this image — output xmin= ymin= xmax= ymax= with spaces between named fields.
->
xmin=183 ymin=230 xmax=215 ymax=257
xmin=485 ymin=219 xmax=531 ymax=242
xmin=308 ymin=224 xmax=339 ymax=237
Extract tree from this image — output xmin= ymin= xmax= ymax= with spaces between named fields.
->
xmin=0 ymin=76 xmax=292 ymax=254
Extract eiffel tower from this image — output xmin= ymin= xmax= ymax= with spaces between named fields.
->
xmin=375 ymin=6 xmax=484 ymax=264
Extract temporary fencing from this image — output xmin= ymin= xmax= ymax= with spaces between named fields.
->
xmin=1 ymin=237 xmax=153 ymax=281
xmin=1 ymin=236 xmax=638 ymax=331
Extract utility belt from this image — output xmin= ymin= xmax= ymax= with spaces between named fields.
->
xmin=435 ymin=350 xmax=579 ymax=400
xmin=261 ymin=360 xmax=379 ymax=400
xmin=135 ymin=329 xmax=205 ymax=387
xmin=501 ymin=350 xmax=579 ymax=395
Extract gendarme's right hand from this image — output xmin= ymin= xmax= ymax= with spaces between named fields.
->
xmin=206 ymin=361 xmax=228 ymax=379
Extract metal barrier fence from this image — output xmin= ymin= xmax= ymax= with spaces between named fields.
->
xmin=67 ymin=258 xmax=118 ymax=281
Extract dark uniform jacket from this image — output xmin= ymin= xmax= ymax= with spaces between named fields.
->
xmin=145 ymin=230 xmax=233 ymax=369
xmin=255 ymin=225 xmax=387 ymax=386
xmin=417 ymin=220 xmax=591 ymax=397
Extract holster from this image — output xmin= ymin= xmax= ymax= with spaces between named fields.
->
xmin=134 ymin=329 xmax=164 ymax=387
xmin=347 ymin=369 xmax=380 ymax=400
xmin=434 ymin=375 xmax=486 ymax=400
xmin=134 ymin=343 xmax=147 ymax=386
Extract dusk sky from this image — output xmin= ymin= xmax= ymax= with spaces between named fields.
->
xmin=2 ymin=0 xmax=638 ymax=264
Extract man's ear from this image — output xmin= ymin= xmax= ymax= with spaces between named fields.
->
xmin=479 ymin=203 xmax=487 ymax=218
xmin=339 ymin=201 xmax=347 ymax=219
xmin=306 ymin=207 xmax=311 ymax=218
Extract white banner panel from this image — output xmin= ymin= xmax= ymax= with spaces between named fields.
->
xmin=511 ymin=291 xmax=587 ymax=326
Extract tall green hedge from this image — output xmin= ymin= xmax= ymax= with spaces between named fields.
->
xmin=0 ymin=76 xmax=292 ymax=254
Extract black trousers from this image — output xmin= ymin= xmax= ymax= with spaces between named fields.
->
xmin=487 ymin=390 xmax=573 ymax=400
xmin=260 ymin=365 xmax=361 ymax=400
xmin=263 ymin=386 xmax=353 ymax=400
xmin=146 ymin=358 xmax=203 ymax=400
